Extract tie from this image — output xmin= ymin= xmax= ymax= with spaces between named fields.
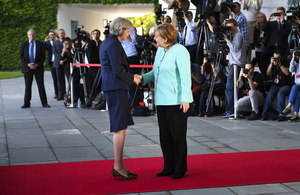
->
xmin=203 ymin=0 xmax=207 ymax=11
xmin=278 ymin=21 xmax=281 ymax=31
xmin=30 ymin=41 xmax=34 ymax=63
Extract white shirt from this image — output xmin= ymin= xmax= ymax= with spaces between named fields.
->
xmin=242 ymin=0 xmax=263 ymax=22
xmin=182 ymin=19 xmax=199 ymax=46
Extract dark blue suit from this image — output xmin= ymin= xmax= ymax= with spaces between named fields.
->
xmin=20 ymin=40 xmax=48 ymax=106
xmin=100 ymin=34 xmax=133 ymax=92
xmin=45 ymin=41 xmax=58 ymax=96
xmin=100 ymin=34 xmax=134 ymax=132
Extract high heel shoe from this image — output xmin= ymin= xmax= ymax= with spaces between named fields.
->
xmin=126 ymin=169 xmax=137 ymax=177
xmin=111 ymin=167 xmax=137 ymax=180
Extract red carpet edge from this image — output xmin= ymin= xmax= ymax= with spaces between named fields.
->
xmin=1 ymin=149 xmax=300 ymax=195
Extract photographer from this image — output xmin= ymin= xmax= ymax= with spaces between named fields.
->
xmin=198 ymin=52 xmax=223 ymax=116
xmin=196 ymin=14 xmax=219 ymax=54
xmin=44 ymin=30 xmax=58 ymax=99
xmin=260 ymin=7 xmax=291 ymax=78
xmin=191 ymin=0 xmax=217 ymax=22
xmin=168 ymin=0 xmax=190 ymax=27
xmin=261 ymin=50 xmax=293 ymax=121
xmin=280 ymin=51 xmax=300 ymax=122
xmin=236 ymin=62 xmax=265 ymax=120
xmin=222 ymin=19 xmax=247 ymax=118
xmin=121 ymin=27 xmax=142 ymax=107
xmin=230 ymin=2 xmax=250 ymax=49
xmin=182 ymin=11 xmax=199 ymax=63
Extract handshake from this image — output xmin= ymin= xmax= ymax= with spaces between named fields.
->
xmin=134 ymin=74 xmax=143 ymax=85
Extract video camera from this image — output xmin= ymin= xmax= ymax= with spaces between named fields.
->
xmin=213 ymin=25 xmax=232 ymax=39
xmin=103 ymin=19 xmax=111 ymax=37
xmin=74 ymin=25 xmax=86 ymax=43
xmin=220 ymin=0 xmax=236 ymax=20
xmin=155 ymin=4 xmax=167 ymax=25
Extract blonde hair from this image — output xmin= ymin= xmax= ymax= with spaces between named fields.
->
xmin=154 ymin=23 xmax=177 ymax=45
xmin=256 ymin=12 xmax=267 ymax=30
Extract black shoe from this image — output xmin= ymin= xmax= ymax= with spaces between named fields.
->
xmin=171 ymin=172 xmax=185 ymax=179
xmin=42 ymin=104 xmax=51 ymax=108
xmin=21 ymin=104 xmax=30 ymax=108
xmin=277 ymin=116 xmax=286 ymax=121
xmin=198 ymin=112 xmax=204 ymax=117
xmin=156 ymin=170 xmax=174 ymax=177
xmin=260 ymin=114 xmax=268 ymax=120
xmin=57 ymin=97 xmax=64 ymax=101
xmin=246 ymin=111 xmax=259 ymax=120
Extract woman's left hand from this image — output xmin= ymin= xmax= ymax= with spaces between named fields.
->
xmin=180 ymin=102 xmax=190 ymax=113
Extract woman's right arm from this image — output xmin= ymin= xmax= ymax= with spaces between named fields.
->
xmin=141 ymin=70 xmax=155 ymax=86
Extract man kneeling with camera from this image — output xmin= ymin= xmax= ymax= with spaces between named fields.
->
xmin=235 ymin=62 xmax=265 ymax=120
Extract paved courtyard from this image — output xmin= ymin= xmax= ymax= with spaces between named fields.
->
xmin=0 ymin=71 xmax=300 ymax=194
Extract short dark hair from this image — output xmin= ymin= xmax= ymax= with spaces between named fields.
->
xmin=277 ymin=6 xmax=286 ymax=13
xmin=274 ymin=49 xmax=283 ymax=56
xmin=245 ymin=61 xmax=254 ymax=68
xmin=92 ymin=29 xmax=100 ymax=34
xmin=234 ymin=2 xmax=241 ymax=8
xmin=63 ymin=37 xmax=71 ymax=42
xmin=187 ymin=11 xmax=193 ymax=17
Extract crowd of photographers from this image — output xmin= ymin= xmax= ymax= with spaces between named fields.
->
xmin=25 ymin=0 xmax=300 ymax=122
xmin=163 ymin=0 xmax=300 ymax=122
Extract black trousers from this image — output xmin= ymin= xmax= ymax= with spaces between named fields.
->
xmin=24 ymin=72 xmax=47 ymax=105
xmin=157 ymin=105 xmax=189 ymax=173
xmin=56 ymin=64 xmax=70 ymax=97
xmin=185 ymin=44 xmax=197 ymax=63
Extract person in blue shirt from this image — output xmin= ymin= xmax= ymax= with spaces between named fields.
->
xmin=140 ymin=23 xmax=193 ymax=179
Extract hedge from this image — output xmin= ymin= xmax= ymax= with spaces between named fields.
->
xmin=0 ymin=0 xmax=158 ymax=70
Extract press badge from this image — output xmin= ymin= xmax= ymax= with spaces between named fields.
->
xmin=253 ymin=1 xmax=256 ymax=4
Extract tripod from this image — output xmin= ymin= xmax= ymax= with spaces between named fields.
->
xmin=196 ymin=21 xmax=210 ymax=64
xmin=131 ymin=51 xmax=155 ymax=113
xmin=64 ymin=43 xmax=88 ymax=108
xmin=205 ymin=40 xmax=227 ymax=114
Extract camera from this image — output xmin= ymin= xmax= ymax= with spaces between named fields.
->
xmin=273 ymin=13 xmax=281 ymax=17
xmin=274 ymin=57 xmax=281 ymax=63
xmin=155 ymin=4 xmax=167 ymax=25
xmin=213 ymin=25 xmax=232 ymax=39
xmin=220 ymin=0 xmax=236 ymax=19
xmin=243 ymin=69 xmax=249 ymax=74
xmin=74 ymin=25 xmax=86 ymax=42
xmin=206 ymin=53 xmax=215 ymax=64
xmin=295 ymin=51 xmax=300 ymax=56
xmin=103 ymin=19 xmax=111 ymax=37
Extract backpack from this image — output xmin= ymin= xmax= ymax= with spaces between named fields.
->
xmin=91 ymin=92 xmax=106 ymax=110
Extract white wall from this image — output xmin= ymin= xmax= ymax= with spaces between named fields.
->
xmin=57 ymin=3 xmax=154 ymax=40
xmin=159 ymin=0 xmax=290 ymax=22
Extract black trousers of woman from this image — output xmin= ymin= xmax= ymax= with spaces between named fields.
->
xmin=157 ymin=105 xmax=189 ymax=174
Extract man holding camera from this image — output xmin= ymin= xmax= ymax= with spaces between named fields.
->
xmin=261 ymin=50 xmax=293 ymax=121
xmin=222 ymin=19 xmax=247 ymax=117
xmin=260 ymin=7 xmax=291 ymax=78
xmin=45 ymin=30 xmax=58 ymax=99
xmin=182 ymin=11 xmax=199 ymax=63
xmin=53 ymin=29 xmax=67 ymax=100
xmin=236 ymin=62 xmax=265 ymax=120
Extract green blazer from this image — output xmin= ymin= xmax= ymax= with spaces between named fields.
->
xmin=141 ymin=43 xmax=193 ymax=106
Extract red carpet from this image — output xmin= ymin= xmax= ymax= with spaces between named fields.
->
xmin=1 ymin=150 xmax=300 ymax=195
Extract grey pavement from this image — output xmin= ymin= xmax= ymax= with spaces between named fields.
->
xmin=0 ymin=71 xmax=300 ymax=195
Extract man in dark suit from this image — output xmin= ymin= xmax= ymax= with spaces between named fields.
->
xmin=19 ymin=29 xmax=50 ymax=108
xmin=44 ymin=30 xmax=59 ymax=99
xmin=260 ymin=7 xmax=292 ymax=78
xmin=83 ymin=32 xmax=101 ymax=97
xmin=53 ymin=29 xmax=67 ymax=100
xmin=191 ymin=0 xmax=216 ymax=22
